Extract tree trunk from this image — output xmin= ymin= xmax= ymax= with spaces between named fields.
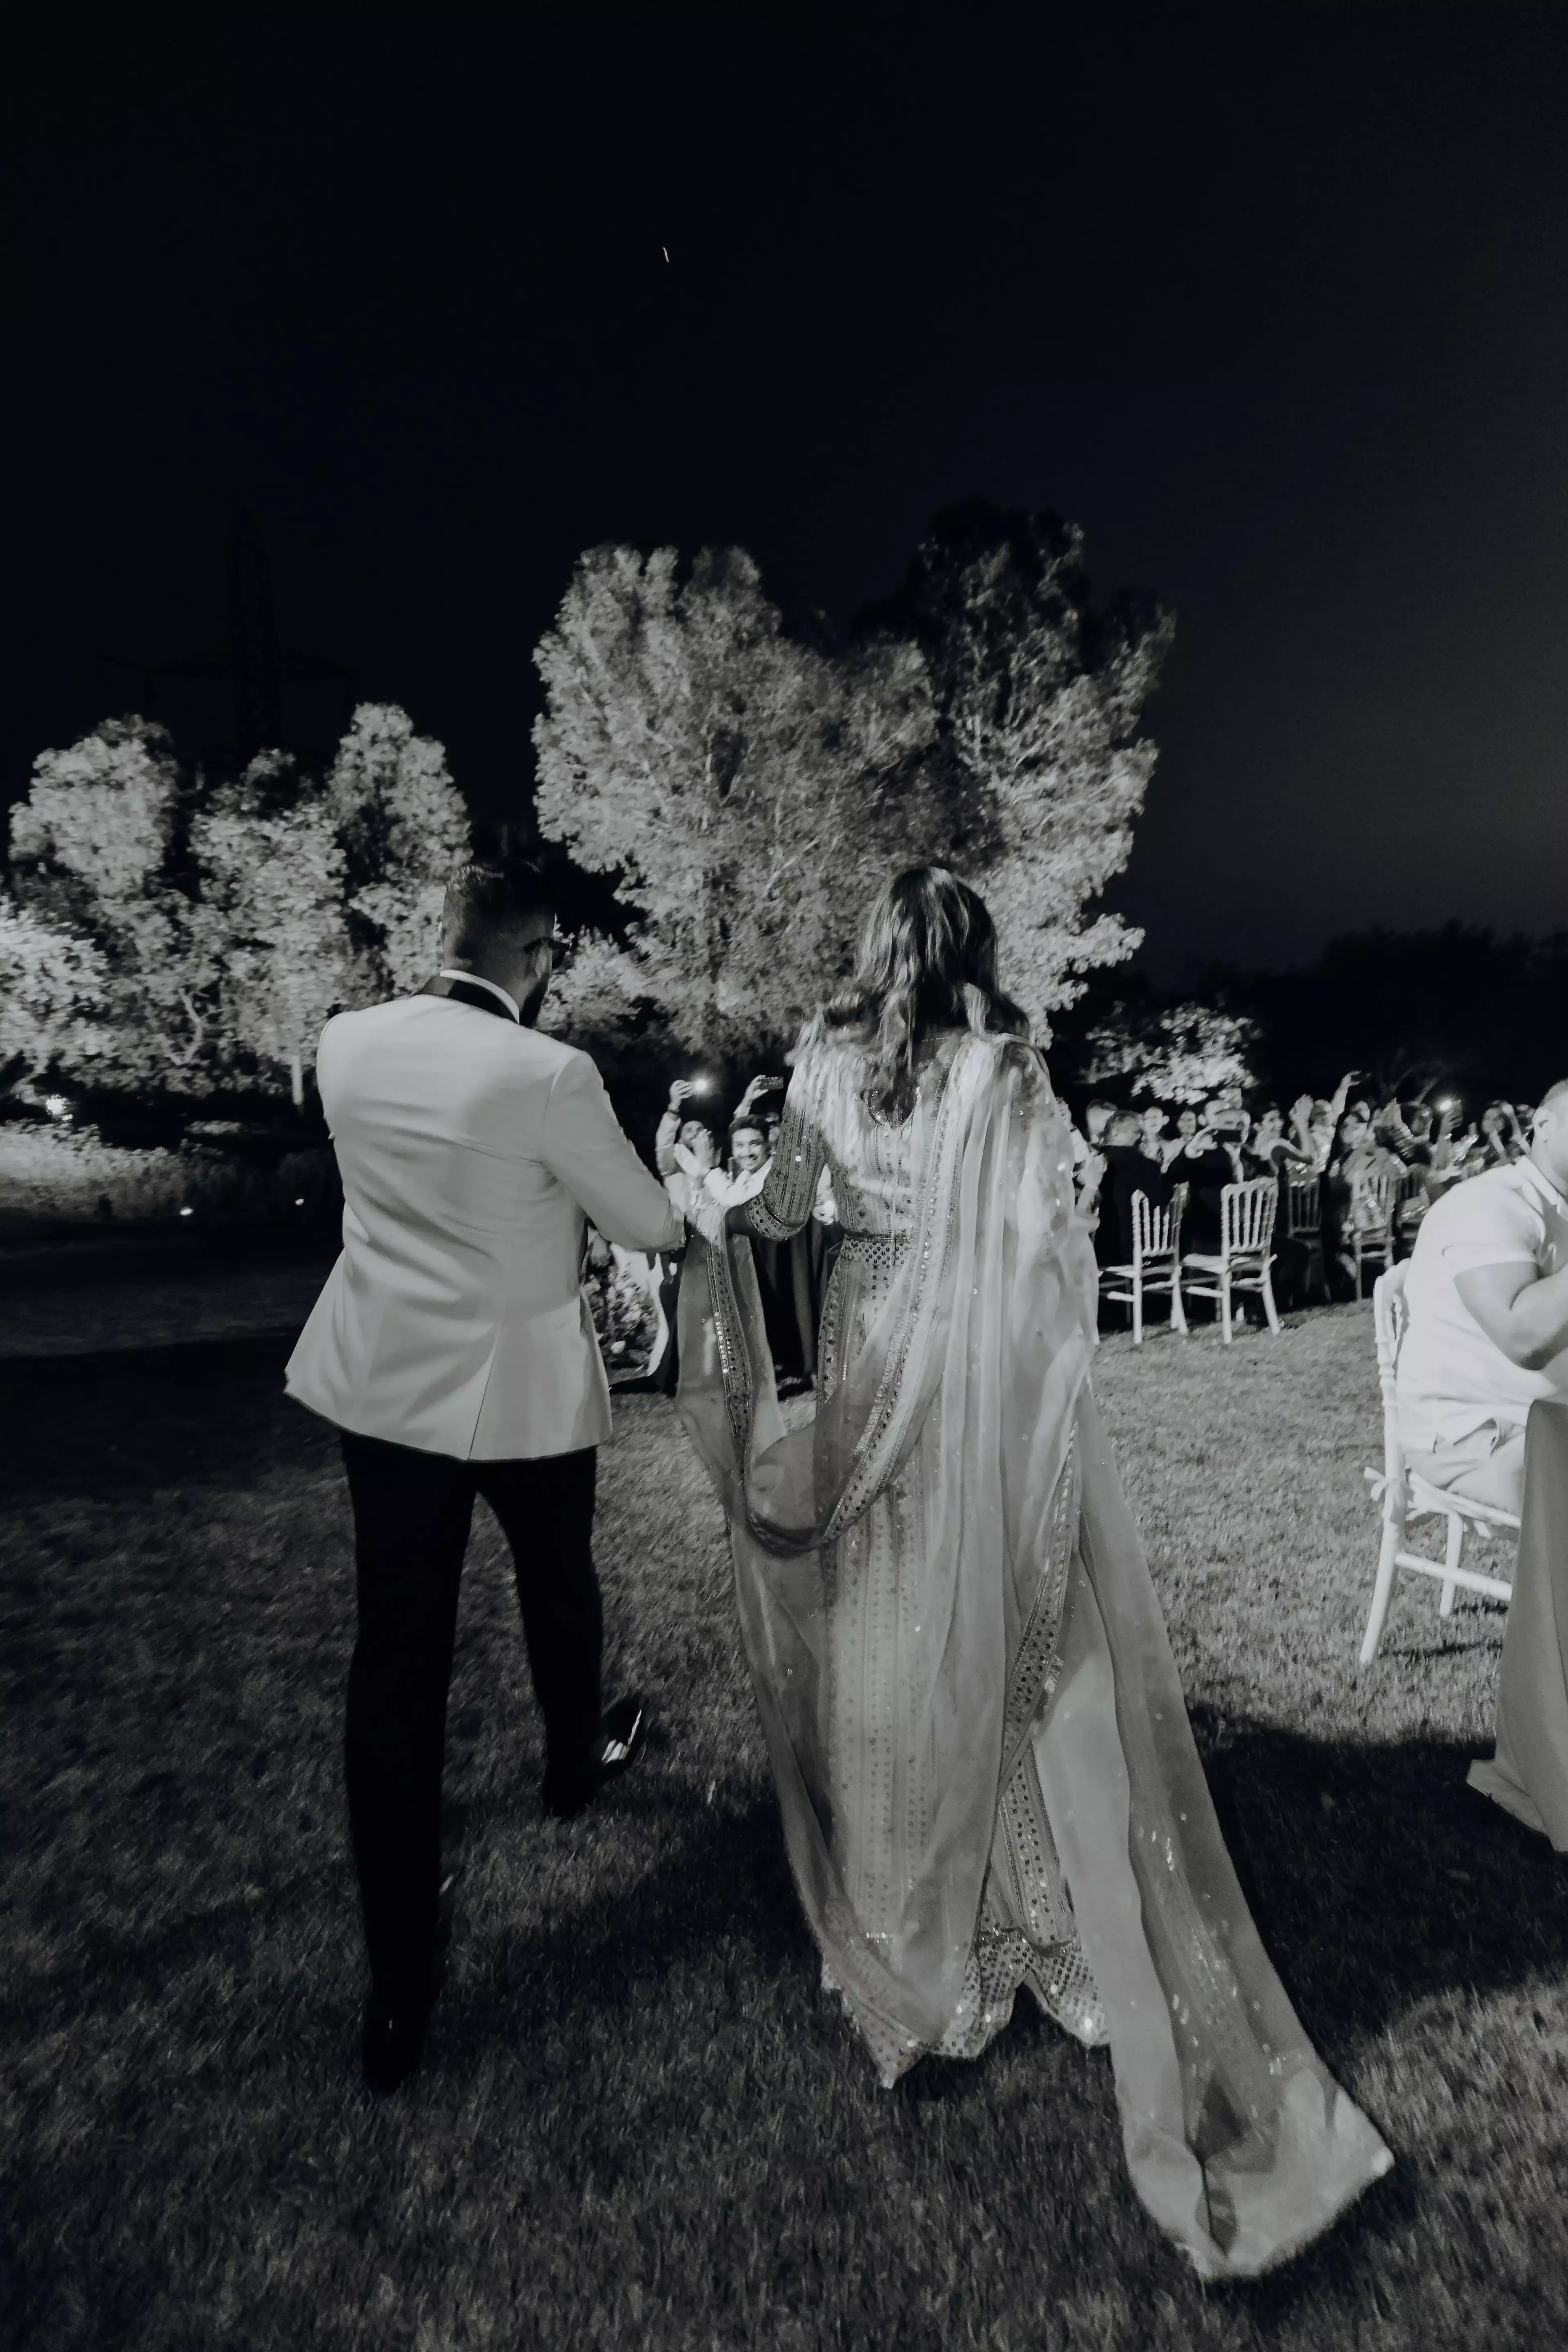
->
xmin=290 ymin=1051 xmax=304 ymax=1109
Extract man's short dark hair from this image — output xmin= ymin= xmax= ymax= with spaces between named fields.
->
xmin=442 ymin=860 xmax=556 ymax=960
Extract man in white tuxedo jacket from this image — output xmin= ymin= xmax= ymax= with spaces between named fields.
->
xmin=287 ymin=858 xmax=683 ymax=2091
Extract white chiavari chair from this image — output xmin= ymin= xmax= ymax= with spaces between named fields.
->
xmin=1099 ymin=1183 xmax=1189 ymax=1345
xmin=1348 ymin=1163 xmax=1402 ymax=1299
xmin=1359 ymin=1262 xmax=1517 ymax=1664
xmin=1179 ymin=1176 xmax=1281 ymax=1344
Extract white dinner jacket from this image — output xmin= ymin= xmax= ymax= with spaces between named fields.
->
xmin=286 ymin=986 xmax=684 ymax=1460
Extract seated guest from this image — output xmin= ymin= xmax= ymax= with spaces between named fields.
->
xmin=1477 ymin=1102 xmax=1528 ymax=1170
xmin=1303 ymin=1100 xmax=1337 ymax=1172
xmin=1171 ymin=1100 xmax=1244 ymax=1256
xmin=1323 ymin=1106 xmax=1399 ymax=1296
xmin=1396 ymin=1080 xmax=1568 ymax=1515
xmin=1160 ymin=1106 xmax=1200 ymax=1169
xmin=1138 ymin=1102 xmax=1169 ymax=1161
xmin=1291 ymin=1072 xmax=1359 ymax=1172
xmin=1243 ymin=1105 xmax=1314 ymax=1178
xmin=1094 ymin=1112 xmax=1174 ymax=1270
xmin=1245 ymin=1106 xmax=1315 ymax=1305
xmin=1067 ymin=1100 xmax=1111 ymax=1198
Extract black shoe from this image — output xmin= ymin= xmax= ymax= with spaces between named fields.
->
xmin=361 ymin=1993 xmax=430 ymax=2095
xmin=542 ymin=1693 xmax=650 ymax=1818
xmin=361 ymin=1877 xmax=452 ymax=2094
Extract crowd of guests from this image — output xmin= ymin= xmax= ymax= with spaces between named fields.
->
xmin=1072 ymin=1074 xmax=1537 ymax=1313
xmin=604 ymin=1047 xmax=1567 ymax=1629
xmin=599 ymin=1063 xmax=1541 ymax=1379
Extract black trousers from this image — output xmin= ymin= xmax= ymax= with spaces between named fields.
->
xmin=340 ymin=1430 xmax=601 ymax=2010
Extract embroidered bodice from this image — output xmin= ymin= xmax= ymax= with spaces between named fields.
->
xmin=746 ymin=1033 xmax=969 ymax=1243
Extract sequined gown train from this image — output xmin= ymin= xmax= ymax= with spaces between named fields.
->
xmin=677 ymin=1030 xmax=1392 ymax=2280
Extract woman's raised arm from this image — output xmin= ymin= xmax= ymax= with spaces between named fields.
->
xmin=744 ymin=1064 xmax=830 ymax=1242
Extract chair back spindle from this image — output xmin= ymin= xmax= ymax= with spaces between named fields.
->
xmin=1286 ymin=1176 xmax=1321 ymax=1238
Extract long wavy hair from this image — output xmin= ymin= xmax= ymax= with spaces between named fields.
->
xmin=800 ymin=866 xmax=1029 ymax=1121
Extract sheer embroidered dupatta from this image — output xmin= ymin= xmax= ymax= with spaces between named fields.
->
xmin=677 ymin=1034 xmax=1391 ymax=2278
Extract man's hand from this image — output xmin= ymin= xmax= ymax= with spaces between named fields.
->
xmin=668 ymin=1078 xmax=696 ymax=1111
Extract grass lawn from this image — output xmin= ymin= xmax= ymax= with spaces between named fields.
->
xmin=4 ymin=1294 xmax=1568 ymax=2350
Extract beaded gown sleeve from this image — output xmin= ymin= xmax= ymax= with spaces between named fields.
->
xmin=737 ymin=1061 xmax=830 ymax=1243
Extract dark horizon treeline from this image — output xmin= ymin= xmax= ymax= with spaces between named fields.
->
xmin=1051 ymin=922 xmax=1568 ymax=1116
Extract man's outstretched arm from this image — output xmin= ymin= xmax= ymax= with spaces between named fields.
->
xmin=542 ymin=1056 xmax=684 ymax=1253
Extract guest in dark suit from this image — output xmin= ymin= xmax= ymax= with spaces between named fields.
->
xmin=1168 ymin=1101 xmax=1244 ymax=1256
xmin=1094 ymin=1112 xmax=1175 ymax=1270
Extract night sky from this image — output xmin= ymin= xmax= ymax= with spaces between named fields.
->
xmin=10 ymin=7 xmax=1568 ymax=978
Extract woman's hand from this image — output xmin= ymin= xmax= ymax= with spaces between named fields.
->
xmin=1077 ymin=1149 xmax=1107 ymax=1204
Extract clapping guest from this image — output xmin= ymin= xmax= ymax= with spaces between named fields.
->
xmin=646 ymin=1094 xmax=718 ymax=1394
xmin=662 ymin=1120 xmax=716 ymax=1221
xmin=655 ymin=1077 xmax=718 ymax=1180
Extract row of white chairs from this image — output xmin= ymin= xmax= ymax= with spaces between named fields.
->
xmin=1100 ymin=1176 xmax=1283 ymax=1345
xmin=1107 ymin=1184 xmax=1519 ymax=1668
xmin=1102 ymin=1162 xmax=1436 ymax=1345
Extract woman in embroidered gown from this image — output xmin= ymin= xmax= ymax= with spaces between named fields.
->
xmin=675 ymin=867 xmax=1391 ymax=2281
